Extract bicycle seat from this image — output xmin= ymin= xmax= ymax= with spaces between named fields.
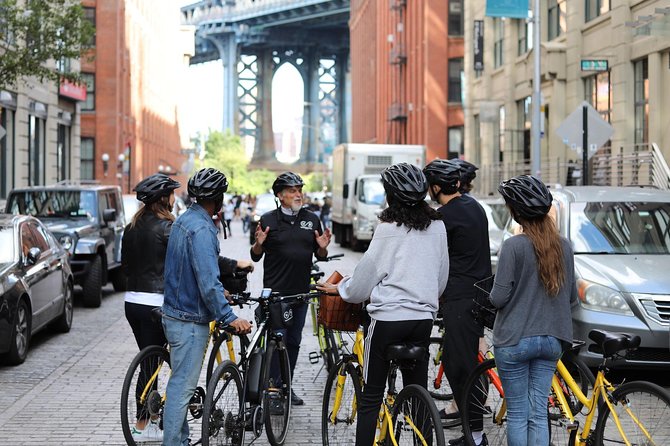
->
xmin=385 ymin=344 xmax=426 ymax=362
xmin=588 ymin=329 xmax=641 ymax=358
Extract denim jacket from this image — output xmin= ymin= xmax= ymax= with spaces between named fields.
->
xmin=162 ymin=203 xmax=237 ymax=325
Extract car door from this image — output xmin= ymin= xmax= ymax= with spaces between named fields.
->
xmin=98 ymin=191 xmax=116 ymax=267
xmin=31 ymin=221 xmax=66 ymax=322
xmin=19 ymin=222 xmax=52 ymax=329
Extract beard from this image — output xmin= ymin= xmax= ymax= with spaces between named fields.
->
xmin=289 ymin=200 xmax=302 ymax=212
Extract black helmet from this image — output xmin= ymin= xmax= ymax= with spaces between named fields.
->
xmin=133 ymin=174 xmax=181 ymax=204
xmin=452 ymin=159 xmax=479 ymax=184
xmin=187 ymin=168 xmax=228 ymax=200
xmin=381 ymin=162 xmax=428 ymax=205
xmin=272 ymin=172 xmax=304 ymax=196
xmin=423 ymin=159 xmax=462 ymax=192
xmin=498 ymin=175 xmax=553 ymax=220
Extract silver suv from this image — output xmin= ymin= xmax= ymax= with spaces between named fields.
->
xmin=6 ymin=183 xmax=126 ymax=308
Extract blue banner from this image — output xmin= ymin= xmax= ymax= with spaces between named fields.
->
xmin=486 ymin=0 xmax=529 ymax=19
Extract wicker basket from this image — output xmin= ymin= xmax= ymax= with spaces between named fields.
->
xmin=318 ymin=293 xmax=363 ymax=332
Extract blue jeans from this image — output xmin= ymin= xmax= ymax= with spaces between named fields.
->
xmin=162 ymin=316 xmax=210 ymax=446
xmin=494 ymin=336 xmax=562 ymax=446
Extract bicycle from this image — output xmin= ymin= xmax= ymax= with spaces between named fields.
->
xmin=460 ymin=329 xmax=670 ymax=445
xmin=307 ymin=253 xmax=345 ymax=372
xmin=322 ymin=326 xmax=446 ymax=446
xmin=201 ymin=288 xmax=319 ymax=446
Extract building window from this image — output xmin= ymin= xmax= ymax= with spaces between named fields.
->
xmin=81 ymin=138 xmax=95 ymax=180
xmin=548 ymin=0 xmax=566 ymax=40
xmin=57 ymin=124 xmax=71 ymax=181
xmin=517 ymin=12 xmax=533 ymax=56
xmin=498 ymin=106 xmax=505 ymax=162
xmin=1 ymin=106 xmax=15 ymax=198
xmin=634 ymin=59 xmax=648 ymax=145
xmin=517 ymin=97 xmax=531 ymax=160
xmin=84 ymin=7 xmax=96 ymax=47
xmin=494 ymin=19 xmax=504 ymax=69
xmin=448 ymin=0 xmax=464 ymax=36
xmin=81 ymin=73 xmax=95 ymax=111
xmin=28 ymin=115 xmax=46 ymax=186
xmin=586 ymin=0 xmax=610 ymax=22
xmin=448 ymin=58 xmax=464 ymax=103
xmin=584 ymin=71 xmax=612 ymax=123
xmin=448 ymin=126 xmax=464 ymax=159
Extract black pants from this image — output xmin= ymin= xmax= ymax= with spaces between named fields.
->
xmin=356 ymin=318 xmax=433 ymax=446
xmin=125 ymin=301 xmax=167 ymax=350
xmin=442 ymin=299 xmax=485 ymax=432
xmin=270 ymin=300 xmax=309 ymax=385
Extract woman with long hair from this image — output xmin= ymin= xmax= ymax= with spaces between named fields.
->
xmin=319 ymin=162 xmax=450 ymax=446
xmin=491 ymin=175 xmax=577 ymax=446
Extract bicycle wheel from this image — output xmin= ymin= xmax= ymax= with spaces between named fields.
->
xmin=427 ymin=336 xmax=453 ymax=401
xmin=322 ymin=359 xmax=363 ymax=445
xmin=324 ymin=327 xmax=341 ymax=372
xmin=461 ymin=358 xmax=506 ymax=446
xmin=390 ymin=384 xmax=446 ymax=446
xmin=263 ymin=339 xmax=292 ymax=446
xmin=121 ymin=345 xmax=170 ymax=446
xmin=594 ymin=380 xmax=670 ymax=445
xmin=202 ymin=360 xmax=244 ymax=446
xmin=206 ymin=331 xmax=236 ymax=385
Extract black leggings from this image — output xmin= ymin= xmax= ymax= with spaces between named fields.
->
xmin=356 ymin=318 xmax=433 ymax=446
xmin=125 ymin=301 xmax=167 ymax=351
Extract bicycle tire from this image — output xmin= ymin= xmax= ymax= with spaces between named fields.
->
xmin=427 ymin=336 xmax=453 ymax=401
xmin=263 ymin=339 xmax=292 ymax=446
xmin=202 ymin=360 xmax=244 ymax=446
xmin=594 ymin=380 xmax=670 ymax=445
xmin=324 ymin=327 xmax=341 ymax=373
xmin=461 ymin=358 xmax=506 ymax=446
xmin=390 ymin=384 xmax=446 ymax=446
xmin=322 ymin=359 xmax=363 ymax=445
xmin=120 ymin=345 xmax=170 ymax=446
xmin=206 ymin=331 xmax=235 ymax=385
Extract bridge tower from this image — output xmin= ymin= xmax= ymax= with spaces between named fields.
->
xmin=181 ymin=1 xmax=350 ymax=170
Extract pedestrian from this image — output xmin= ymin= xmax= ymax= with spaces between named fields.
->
xmin=250 ymin=171 xmax=331 ymax=406
xmin=320 ymin=196 xmax=331 ymax=229
xmin=491 ymin=175 xmax=576 ymax=446
xmin=452 ymin=159 xmax=479 ymax=195
xmin=318 ymin=162 xmax=449 ymax=446
xmin=121 ymin=173 xmax=180 ymax=442
xmin=423 ymin=158 xmax=492 ymax=446
xmin=162 ymin=167 xmax=253 ymax=446
xmin=223 ymin=198 xmax=234 ymax=235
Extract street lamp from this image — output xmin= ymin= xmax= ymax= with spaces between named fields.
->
xmin=101 ymin=153 xmax=110 ymax=177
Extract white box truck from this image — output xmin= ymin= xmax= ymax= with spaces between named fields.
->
xmin=330 ymin=143 xmax=426 ymax=250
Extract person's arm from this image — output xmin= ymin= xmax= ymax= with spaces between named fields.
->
xmin=313 ymin=218 xmax=330 ymax=261
xmin=121 ymin=226 xmax=130 ymax=277
xmin=489 ymin=238 xmax=517 ymax=309
xmin=250 ymin=215 xmax=269 ymax=261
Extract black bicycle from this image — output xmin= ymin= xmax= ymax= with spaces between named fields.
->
xmin=201 ymin=288 xmax=318 ymax=446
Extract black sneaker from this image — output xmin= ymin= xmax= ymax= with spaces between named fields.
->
xmin=448 ymin=433 xmax=488 ymax=446
xmin=290 ymin=389 xmax=304 ymax=406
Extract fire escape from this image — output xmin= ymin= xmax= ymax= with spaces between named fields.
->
xmin=387 ymin=0 xmax=407 ymax=144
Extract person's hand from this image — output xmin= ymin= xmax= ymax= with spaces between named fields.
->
xmin=315 ymin=227 xmax=332 ymax=249
xmin=236 ymin=259 xmax=254 ymax=272
xmin=316 ymin=282 xmax=339 ymax=296
xmin=230 ymin=317 xmax=252 ymax=335
xmin=255 ymin=224 xmax=270 ymax=246
xmin=224 ymin=289 xmax=233 ymax=303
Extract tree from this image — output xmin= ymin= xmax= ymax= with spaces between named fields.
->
xmin=0 ymin=0 xmax=95 ymax=88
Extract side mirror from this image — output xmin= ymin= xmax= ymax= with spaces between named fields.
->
xmin=103 ymin=208 xmax=117 ymax=223
xmin=343 ymin=184 xmax=349 ymax=199
xmin=26 ymin=247 xmax=41 ymax=265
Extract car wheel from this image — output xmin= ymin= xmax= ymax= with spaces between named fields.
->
xmin=5 ymin=299 xmax=31 ymax=365
xmin=52 ymin=281 xmax=74 ymax=333
xmin=82 ymin=255 xmax=103 ymax=308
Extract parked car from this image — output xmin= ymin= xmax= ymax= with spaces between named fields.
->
xmin=475 ymin=196 xmax=511 ymax=274
xmin=5 ymin=183 xmax=126 ymax=308
xmin=249 ymin=193 xmax=279 ymax=244
xmin=503 ymin=185 xmax=670 ymax=368
xmin=0 ymin=214 xmax=74 ymax=365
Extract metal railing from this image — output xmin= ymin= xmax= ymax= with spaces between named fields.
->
xmin=473 ymin=143 xmax=670 ymax=196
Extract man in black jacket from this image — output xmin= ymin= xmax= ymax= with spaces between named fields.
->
xmin=251 ymin=172 xmax=331 ymax=405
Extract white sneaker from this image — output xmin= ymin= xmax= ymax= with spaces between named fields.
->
xmin=131 ymin=422 xmax=163 ymax=443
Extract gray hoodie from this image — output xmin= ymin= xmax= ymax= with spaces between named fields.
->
xmin=338 ymin=220 xmax=449 ymax=321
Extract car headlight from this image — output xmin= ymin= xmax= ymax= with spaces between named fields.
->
xmin=59 ymin=235 xmax=73 ymax=252
xmin=577 ymin=279 xmax=633 ymax=315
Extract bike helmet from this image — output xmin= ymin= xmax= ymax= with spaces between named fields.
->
xmin=133 ymin=174 xmax=181 ymax=204
xmin=272 ymin=172 xmax=304 ymax=196
xmin=423 ymin=159 xmax=462 ymax=194
xmin=452 ymin=159 xmax=479 ymax=184
xmin=187 ymin=167 xmax=229 ymax=200
xmin=381 ymin=162 xmax=428 ymax=206
xmin=498 ymin=175 xmax=553 ymax=220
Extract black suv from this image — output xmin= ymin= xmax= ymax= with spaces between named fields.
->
xmin=5 ymin=182 xmax=126 ymax=307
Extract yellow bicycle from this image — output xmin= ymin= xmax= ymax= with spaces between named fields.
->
xmin=322 ymin=327 xmax=446 ymax=446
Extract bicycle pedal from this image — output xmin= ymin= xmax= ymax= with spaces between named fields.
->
xmin=559 ymin=418 xmax=579 ymax=431
xmin=308 ymin=351 xmax=320 ymax=364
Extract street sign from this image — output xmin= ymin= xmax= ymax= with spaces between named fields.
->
xmin=581 ymin=59 xmax=608 ymax=71
xmin=556 ymin=101 xmax=614 ymax=159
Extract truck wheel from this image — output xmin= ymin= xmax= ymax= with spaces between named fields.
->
xmin=82 ymin=255 xmax=103 ymax=308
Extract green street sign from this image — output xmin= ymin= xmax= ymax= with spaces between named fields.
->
xmin=581 ymin=59 xmax=608 ymax=71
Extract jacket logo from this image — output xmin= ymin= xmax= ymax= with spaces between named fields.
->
xmin=299 ymin=220 xmax=313 ymax=230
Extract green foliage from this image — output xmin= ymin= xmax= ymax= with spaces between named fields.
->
xmin=0 ymin=0 xmax=95 ymax=88
xmin=302 ymin=172 xmax=329 ymax=192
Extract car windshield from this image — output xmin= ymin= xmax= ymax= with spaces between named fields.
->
xmin=570 ymin=201 xmax=670 ymax=254
xmin=7 ymin=190 xmax=97 ymax=222
xmin=358 ymin=177 xmax=385 ymax=205
xmin=0 ymin=227 xmax=15 ymax=265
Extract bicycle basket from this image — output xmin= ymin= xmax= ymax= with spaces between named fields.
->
xmin=472 ymin=275 xmax=496 ymax=329
xmin=318 ymin=293 xmax=363 ymax=332
xmin=268 ymin=301 xmax=294 ymax=329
